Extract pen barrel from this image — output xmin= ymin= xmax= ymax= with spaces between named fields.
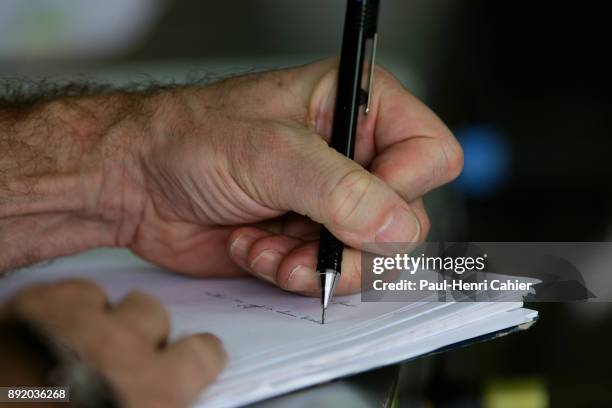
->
xmin=329 ymin=0 xmax=379 ymax=159
xmin=316 ymin=1 xmax=379 ymax=276
xmin=317 ymin=227 xmax=343 ymax=273
xmin=346 ymin=0 xmax=379 ymax=35
xmin=362 ymin=0 xmax=380 ymax=37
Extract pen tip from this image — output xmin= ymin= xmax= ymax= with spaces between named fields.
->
xmin=321 ymin=309 xmax=326 ymax=325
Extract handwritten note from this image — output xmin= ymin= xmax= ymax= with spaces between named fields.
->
xmin=0 ymin=249 xmax=537 ymax=408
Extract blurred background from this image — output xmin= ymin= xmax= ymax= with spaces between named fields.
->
xmin=1 ymin=1 xmax=611 ymax=407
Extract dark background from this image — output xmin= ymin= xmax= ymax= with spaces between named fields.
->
xmin=1 ymin=1 xmax=611 ymax=406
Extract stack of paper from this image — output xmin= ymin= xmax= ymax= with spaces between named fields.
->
xmin=0 ymin=250 xmax=537 ymax=408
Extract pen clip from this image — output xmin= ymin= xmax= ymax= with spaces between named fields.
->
xmin=364 ymin=32 xmax=378 ymax=115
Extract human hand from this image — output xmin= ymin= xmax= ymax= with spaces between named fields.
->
xmin=0 ymin=280 xmax=225 ymax=408
xmin=122 ymin=59 xmax=463 ymax=295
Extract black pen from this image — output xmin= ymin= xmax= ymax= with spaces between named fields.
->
xmin=318 ymin=0 xmax=380 ymax=324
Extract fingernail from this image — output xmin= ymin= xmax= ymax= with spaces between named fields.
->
xmin=249 ymin=250 xmax=281 ymax=284
xmin=230 ymin=234 xmax=257 ymax=261
xmin=286 ymin=266 xmax=318 ymax=292
xmin=375 ymin=207 xmax=420 ymax=243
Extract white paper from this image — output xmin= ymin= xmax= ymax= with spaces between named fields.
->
xmin=0 ymin=249 xmax=537 ymax=408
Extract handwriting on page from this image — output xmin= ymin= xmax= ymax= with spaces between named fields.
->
xmin=203 ymin=290 xmax=357 ymax=324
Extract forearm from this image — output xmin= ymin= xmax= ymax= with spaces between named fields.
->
xmin=0 ymin=90 xmax=151 ymax=272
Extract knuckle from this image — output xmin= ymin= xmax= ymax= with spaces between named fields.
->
xmin=123 ymin=290 xmax=170 ymax=330
xmin=182 ymin=336 xmax=208 ymax=361
xmin=373 ymin=65 xmax=397 ymax=84
xmin=7 ymin=284 xmax=51 ymax=316
xmin=150 ymin=303 xmax=171 ymax=332
xmin=127 ymin=290 xmax=164 ymax=311
xmin=204 ymin=334 xmax=225 ymax=361
xmin=373 ymin=65 xmax=404 ymax=93
xmin=206 ymin=336 xmax=227 ymax=371
xmin=323 ymin=168 xmax=373 ymax=226
xmin=48 ymin=279 xmax=106 ymax=300
xmin=180 ymin=335 xmax=224 ymax=377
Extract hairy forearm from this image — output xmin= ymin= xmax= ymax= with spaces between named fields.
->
xmin=0 ymin=89 xmax=152 ymax=272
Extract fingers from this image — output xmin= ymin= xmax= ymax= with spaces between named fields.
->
xmin=130 ymin=224 xmax=245 ymax=279
xmin=112 ymin=291 xmax=170 ymax=347
xmin=7 ymin=279 xmax=108 ymax=322
xmin=3 ymin=279 xmax=227 ymax=408
xmin=162 ymin=333 xmax=226 ymax=402
xmin=371 ymin=136 xmax=463 ymax=202
xmin=274 ymin=242 xmax=361 ymax=296
xmin=228 ymin=228 xmax=275 ymax=270
xmin=408 ymin=199 xmax=430 ymax=242
xmin=228 ymin=227 xmax=361 ymax=296
xmin=365 ymin=69 xmax=463 ymax=199
xmin=316 ymin=163 xmax=420 ymax=249
xmin=233 ymin=233 xmax=303 ymax=285
xmin=257 ymin=213 xmax=320 ymax=241
xmin=235 ymin=63 xmax=456 ymax=250
xmin=307 ymin=61 xmax=463 ymax=206
xmin=243 ymin=128 xmax=421 ymax=251
xmin=45 ymin=279 xmax=109 ymax=310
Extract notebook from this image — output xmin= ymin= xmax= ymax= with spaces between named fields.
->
xmin=0 ymin=249 xmax=538 ymax=408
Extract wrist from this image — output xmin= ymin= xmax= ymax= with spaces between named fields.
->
xmin=0 ymin=92 xmax=149 ymax=270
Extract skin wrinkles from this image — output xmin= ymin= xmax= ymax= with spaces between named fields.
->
xmin=0 ymin=60 xmax=462 ymax=407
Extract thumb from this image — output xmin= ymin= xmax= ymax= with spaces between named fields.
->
xmin=258 ymin=130 xmax=421 ymax=250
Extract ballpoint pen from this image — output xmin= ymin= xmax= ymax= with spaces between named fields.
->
xmin=317 ymin=0 xmax=380 ymax=324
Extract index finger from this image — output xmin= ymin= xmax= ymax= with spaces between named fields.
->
xmin=366 ymin=68 xmax=464 ymax=199
xmin=306 ymin=62 xmax=463 ymax=198
xmin=369 ymin=67 xmax=457 ymax=153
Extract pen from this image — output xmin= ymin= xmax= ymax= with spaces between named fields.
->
xmin=318 ymin=0 xmax=380 ymax=324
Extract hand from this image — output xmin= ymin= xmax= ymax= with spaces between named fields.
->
xmin=0 ymin=280 xmax=225 ymax=408
xmin=123 ymin=59 xmax=463 ymax=295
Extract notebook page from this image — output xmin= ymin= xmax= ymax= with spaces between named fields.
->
xmin=0 ymin=249 xmax=537 ymax=408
